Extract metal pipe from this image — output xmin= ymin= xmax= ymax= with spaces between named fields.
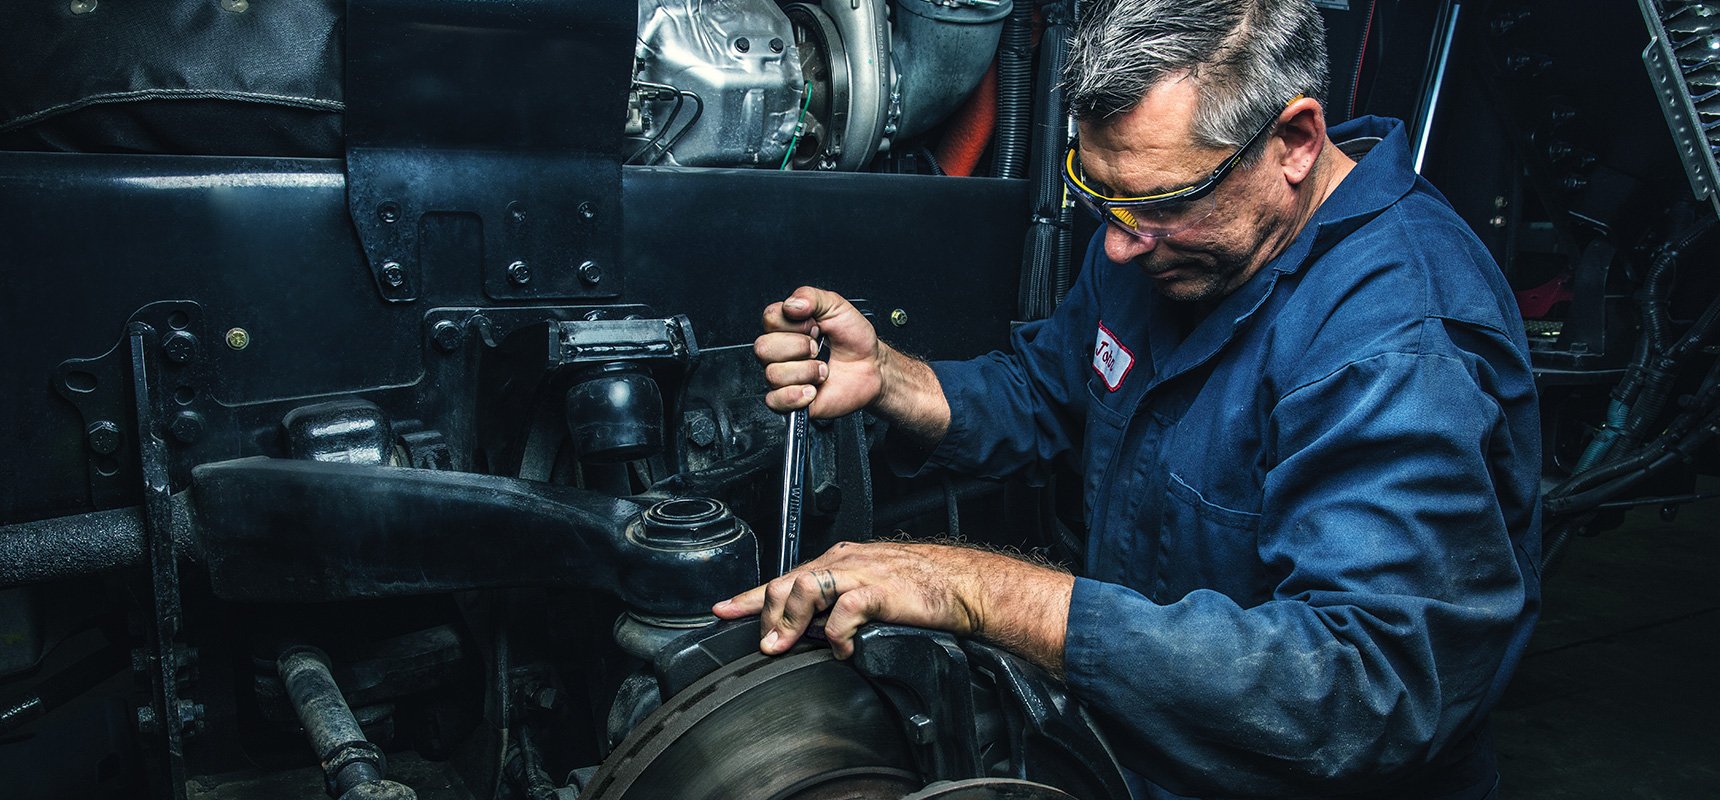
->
xmin=278 ymin=646 xmax=416 ymax=800
xmin=0 ymin=494 xmax=195 ymax=588
xmin=1412 ymin=1 xmax=1462 ymax=174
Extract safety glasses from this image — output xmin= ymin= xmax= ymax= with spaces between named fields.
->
xmin=1062 ymin=97 xmax=1299 ymax=239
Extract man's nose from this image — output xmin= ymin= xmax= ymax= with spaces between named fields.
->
xmin=1104 ymin=224 xmax=1157 ymax=264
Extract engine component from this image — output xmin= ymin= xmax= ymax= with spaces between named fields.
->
xmin=893 ymin=0 xmax=1012 ymax=140
xmin=1641 ymin=1 xmax=1720 ymax=215
xmin=278 ymin=646 xmax=418 ymax=800
xmin=633 ymin=0 xmax=807 ymax=167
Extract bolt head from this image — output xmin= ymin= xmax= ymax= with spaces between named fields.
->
xmin=377 ymin=202 xmax=401 ymax=224
xmin=578 ymin=201 xmax=597 ymax=221
xmin=770 ymin=37 xmax=785 ymax=53
xmin=735 ymin=37 xmax=751 ymax=53
xmin=225 ymin=327 xmax=251 ymax=350
xmin=507 ymin=260 xmax=532 ymax=285
xmin=381 ymin=262 xmax=406 ymax=288
xmin=686 ymin=413 xmax=717 ymax=447
xmin=70 ymin=0 xmax=96 ymax=15
xmin=169 ymin=411 xmax=205 ymax=444
xmin=889 ymin=308 xmax=908 ymax=327
xmin=163 ymin=331 xmax=199 ymax=364
xmin=135 ymin=705 xmax=158 ymax=734
xmin=86 ymin=421 xmax=121 ymax=454
xmin=578 ymin=261 xmax=603 ymax=286
xmin=431 ymin=320 xmax=465 ymax=352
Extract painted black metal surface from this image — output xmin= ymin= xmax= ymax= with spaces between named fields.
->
xmin=0 ymin=153 xmax=1025 ymax=525
xmin=344 ymin=0 xmax=632 ymax=304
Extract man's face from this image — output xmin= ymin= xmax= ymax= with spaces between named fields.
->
xmin=1078 ymin=79 xmax=1294 ymax=304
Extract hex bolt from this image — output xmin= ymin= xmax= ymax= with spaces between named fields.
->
xmin=86 ymin=420 xmax=121 ymax=454
xmin=225 ymin=327 xmax=251 ymax=350
xmin=377 ymin=202 xmax=401 ymax=224
xmin=380 ymin=261 xmax=407 ymax=289
xmin=770 ymin=38 xmax=785 ymax=53
xmin=735 ymin=37 xmax=751 ymax=53
xmin=507 ymin=201 xmax=526 ymax=224
xmin=508 ymin=260 xmax=532 ymax=285
xmin=578 ymin=201 xmax=597 ymax=221
xmin=686 ymin=413 xmax=717 ymax=447
xmin=906 ymin=713 xmax=937 ymax=744
xmin=533 ymin=687 xmax=560 ymax=711
xmin=169 ymin=411 xmax=205 ymax=444
xmin=578 ymin=261 xmax=603 ymax=286
xmin=890 ymin=308 xmax=909 ymax=327
xmin=162 ymin=331 xmax=199 ymax=364
xmin=135 ymin=705 xmax=158 ymax=734
xmin=432 ymin=320 xmax=466 ymax=352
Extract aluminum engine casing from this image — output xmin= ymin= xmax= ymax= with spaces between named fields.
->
xmin=635 ymin=0 xmax=805 ymax=167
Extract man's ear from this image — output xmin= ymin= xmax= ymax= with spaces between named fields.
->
xmin=1274 ymin=96 xmax=1328 ymax=186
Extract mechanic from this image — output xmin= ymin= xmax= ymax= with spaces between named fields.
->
xmin=715 ymin=0 xmax=1541 ymax=797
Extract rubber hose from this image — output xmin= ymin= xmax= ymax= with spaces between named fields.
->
xmin=1019 ymin=2 xmax=1073 ymax=320
xmin=992 ymin=2 xmax=1035 ymax=179
xmin=1573 ymin=398 xmax=1629 ymax=473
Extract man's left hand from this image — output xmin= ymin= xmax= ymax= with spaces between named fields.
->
xmin=712 ymin=541 xmax=1076 ymax=674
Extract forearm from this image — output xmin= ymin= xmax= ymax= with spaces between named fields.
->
xmin=969 ymin=551 xmax=1075 ymax=676
xmin=870 ymin=342 xmax=951 ymax=446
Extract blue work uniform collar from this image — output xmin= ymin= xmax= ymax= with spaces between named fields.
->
xmin=1136 ymin=116 xmax=1420 ymax=393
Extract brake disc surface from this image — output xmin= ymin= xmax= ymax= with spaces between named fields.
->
xmin=581 ymin=647 xmax=921 ymax=799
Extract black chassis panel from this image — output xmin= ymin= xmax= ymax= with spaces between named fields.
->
xmin=0 ymin=152 xmax=1029 ymax=522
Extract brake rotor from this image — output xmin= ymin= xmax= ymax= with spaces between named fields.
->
xmin=581 ymin=647 xmax=921 ymax=799
xmin=902 ymin=779 xmax=1078 ymax=800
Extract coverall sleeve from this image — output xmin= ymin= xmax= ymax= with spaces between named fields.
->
xmin=894 ymin=235 xmax=1107 ymax=483
xmin=1062 ymin=344 xmax=1538 ymax=796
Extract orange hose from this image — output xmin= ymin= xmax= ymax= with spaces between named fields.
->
xmin=934 ymin=61 xmax=998 ymax=177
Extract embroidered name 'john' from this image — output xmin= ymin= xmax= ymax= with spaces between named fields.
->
xmin=1092 ymin=322 xmax=1135 ymax=392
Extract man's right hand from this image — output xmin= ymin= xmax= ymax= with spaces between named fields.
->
xmin=755 ymin=286 xmax=951 ymax=442
xmin=755 ymin=286 xmax=883 ymax=417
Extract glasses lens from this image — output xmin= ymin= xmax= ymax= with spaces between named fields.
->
xmin=1075 ymin=192 xmax=1217 ymax=239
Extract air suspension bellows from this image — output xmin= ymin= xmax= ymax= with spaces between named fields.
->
xmin=566 ymin=362 xmax=665 ymax=463
xmin=277 ymin=646 xmax=416 ymax=800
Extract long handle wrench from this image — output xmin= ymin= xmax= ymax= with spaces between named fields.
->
xmin=777 ymin=337 xmax=824 ymax=576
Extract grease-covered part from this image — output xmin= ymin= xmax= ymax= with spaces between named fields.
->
xmin=0 ymin=493 xmax=196 ymax=588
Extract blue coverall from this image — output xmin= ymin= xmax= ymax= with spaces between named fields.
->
xmin=915 ymin=117 xmax=1542 ymax=799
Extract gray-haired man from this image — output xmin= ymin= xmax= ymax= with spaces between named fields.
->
xmin=719 ymin=1 xmax=1540 ymax=797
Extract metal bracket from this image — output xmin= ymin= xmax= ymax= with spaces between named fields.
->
xmin=1640 ymin=0 xmax=1720 ymax=216
xmin=344 ymin=0 xmax=633 ymax=303
xmin=849 ymin=625 xmax=983 ymax=782
xmin=55 ymin=302 xmax=214 ymax=510
xmin=126 ymin=323 xmax=191 ymax=800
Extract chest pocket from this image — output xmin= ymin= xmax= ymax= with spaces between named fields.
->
xmin=1156 ymin=472 xmax=1268 ymax=605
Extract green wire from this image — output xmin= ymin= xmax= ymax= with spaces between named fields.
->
xmin=780 ymin=82 xmax=813 ymax=170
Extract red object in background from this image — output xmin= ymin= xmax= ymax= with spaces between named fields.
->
xmin=934 ymin=61 xmax=998 ymax=177
xmin=1516 ymin=274 xmax=1575 ymax=320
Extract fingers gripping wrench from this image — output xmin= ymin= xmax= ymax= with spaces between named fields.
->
xmin=777 ymin=337 xmax=826 ymax=577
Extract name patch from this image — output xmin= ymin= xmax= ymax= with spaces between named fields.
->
xmin=1092 ymin=322 xmax=1135 ymax=392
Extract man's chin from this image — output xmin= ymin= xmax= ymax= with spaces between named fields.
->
xmin=1149 ymin=272 xmax=1222 ymax=304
